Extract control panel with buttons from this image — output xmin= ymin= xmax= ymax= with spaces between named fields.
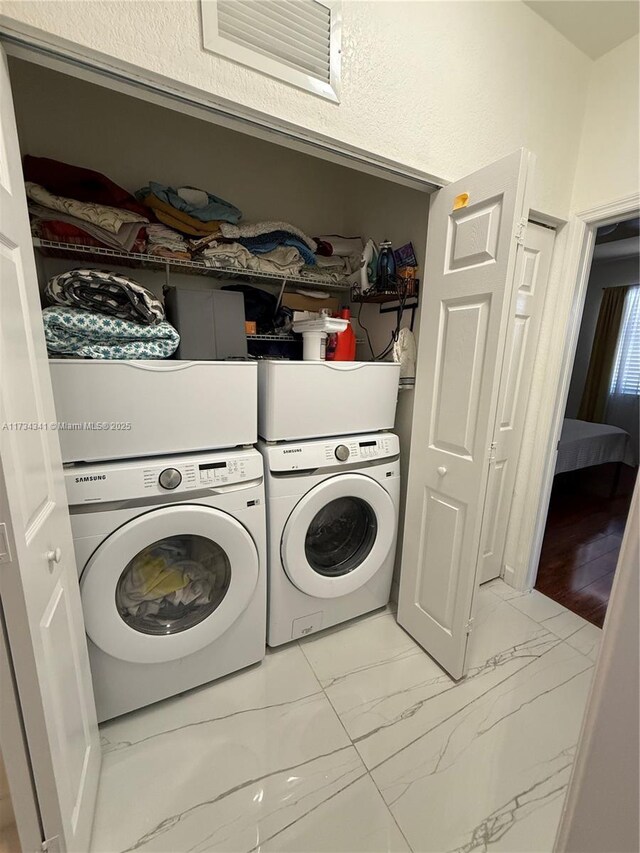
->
xmin=65 ymin=448 xmax=263 ymax=504
xmin=268 ymin=432 xmax=400 ymax=472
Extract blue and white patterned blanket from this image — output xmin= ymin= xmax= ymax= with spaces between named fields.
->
xmin=43 ymin=307 xmax=180 ymax=359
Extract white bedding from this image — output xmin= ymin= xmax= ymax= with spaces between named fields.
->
xmin=555 ymin=418 xmax=631 ymax=474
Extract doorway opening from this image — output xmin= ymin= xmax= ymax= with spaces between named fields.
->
xmin=534 ymin=216 xmax=639 ymax=627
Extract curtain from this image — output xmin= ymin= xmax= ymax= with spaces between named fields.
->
xmin=577 ymin=285 xmax=629 ymax=423
xmin=606 ymin=285 xmax=640 ymax=465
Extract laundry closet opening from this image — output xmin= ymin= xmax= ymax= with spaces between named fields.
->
xmin=7 ymin=55 xmax=432 ymax=583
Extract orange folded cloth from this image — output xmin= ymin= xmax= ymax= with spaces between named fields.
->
xmin=140 ymin=193 xmax=222 ymax=237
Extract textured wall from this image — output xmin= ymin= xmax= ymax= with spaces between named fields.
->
xmin=1 ymin=0 xmax=592 ymax=218
xmin=571 ymin=35 xmax=640 ymax=213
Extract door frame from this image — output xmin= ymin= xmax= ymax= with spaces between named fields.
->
xmin=505 ymin=192 xmax=640 ymax=592
xmin=0 ymin=603 xmax=43 ymax=853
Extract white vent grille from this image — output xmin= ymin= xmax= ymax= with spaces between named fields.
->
xmin=201 ymin=0 xmax=341 ymax=102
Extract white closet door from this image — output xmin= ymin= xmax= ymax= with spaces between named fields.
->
xmin=0 ymin=45 xmax=100 ymax=852
xmin=480 ymin=221 xmax=555 ymax=583
xmin=397 ymin=149 xmax=533 ymax=680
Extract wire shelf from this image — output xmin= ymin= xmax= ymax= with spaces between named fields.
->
xmin=32 ymin=239 xmax=353 ymax=292
xmin=247 ymin=333 xmax=296 ymax=342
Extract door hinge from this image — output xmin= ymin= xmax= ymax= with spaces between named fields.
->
xmin=488 ymin=441 xmax=497 ymax=463
xmin=42 ymin=837 xmax=61 ymax=853
xmin=515 ymin=217 xmax=527 ymax=246
xmin=465 ymin=617 xmax=475 ymax=634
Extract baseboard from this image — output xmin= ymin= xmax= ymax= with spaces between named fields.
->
xmin=502 ymin=563 xmax=517 ymax=586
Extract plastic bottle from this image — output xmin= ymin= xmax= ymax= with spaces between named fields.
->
xmin=333 ymin=308 xmax=357 ymax=361
xmin=376 ymin=241 xmax=396 ymax=292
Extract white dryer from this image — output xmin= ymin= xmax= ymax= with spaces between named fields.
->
xmin=260 ymin=433 xmax=400 ymax=646
xmin=66 ymin=447 xmax=266 ymax=721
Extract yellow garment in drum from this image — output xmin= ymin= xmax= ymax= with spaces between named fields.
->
xmin=132 ymin=554 xmax=189 ymax=599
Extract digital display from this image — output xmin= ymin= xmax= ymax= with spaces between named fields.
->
xmin=359 ymin=441 xmax=377 ymax=447
xmin=199 ymin=462 xmax=227 ymax=470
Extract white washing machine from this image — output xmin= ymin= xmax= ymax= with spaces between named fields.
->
xmin=260 ymin=433 xmax=400 ymax=646
xmin=66 ymin=447 xmax=266 ymax=721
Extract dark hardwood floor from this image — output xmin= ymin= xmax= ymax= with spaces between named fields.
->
xmin=535 ymin=464 xmax=637 ymax=628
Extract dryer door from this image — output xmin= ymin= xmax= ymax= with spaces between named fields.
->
xmin=281 ymin=474 xmax=396 ymax=599
xmin=81 ymin=504 xmax=259 ymax=663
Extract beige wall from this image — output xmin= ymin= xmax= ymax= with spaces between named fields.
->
xmin=571 ymin=35 xmax=640 ymax=213
xmin=1 ymin=0 xmax=593 ymax=218
xmin=556 ymin=484 xmax=639 ymax=853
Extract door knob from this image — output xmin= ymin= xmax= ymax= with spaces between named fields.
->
xmin=46 ymin=547 xmax=62 ymax=564
xmin=437 ymin=466 xmax=448 ymax=476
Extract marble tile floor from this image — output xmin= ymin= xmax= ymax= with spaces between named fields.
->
xmin=91 ymin=582 xmax=600 ymax=853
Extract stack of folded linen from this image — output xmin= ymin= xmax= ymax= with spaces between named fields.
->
xmin=24 ymin=156 xmax=150 ymax=253
xmin=27 ymin=183 xmax=149 ymax=253
xmin=196 ymin=241 xmax=308 ymax=275
xmin=43 ymin=268 xmax=179 ymax=359
xmin=146 ymin=224 xmax=191 ymax=260
xmin=42 ymin=307 xmax=180 ymax=359
xmin=136 ymin=181 xmax=241 ymax=237
xmin=219 ymin=221 xmax=317 ymax=265
xmin=191 ymin=221 xmax=318 ymax=277
xmin=308 ymin=235 xmax=364 ymax=281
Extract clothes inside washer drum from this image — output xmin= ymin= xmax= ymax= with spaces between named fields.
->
xmin=116 ymin=535 xmax=231 ymax=634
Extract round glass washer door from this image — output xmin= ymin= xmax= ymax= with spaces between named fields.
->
xmin=281 ymin=473 xmax=396 ymax=599
xmin=81 ymin=504 xmax=259 ymax=664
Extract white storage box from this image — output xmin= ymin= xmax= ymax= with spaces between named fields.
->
xmin=49 ymin=360 xmax=257 ymax=462
xmin=258 ymin=360 xmax=401 ymax=441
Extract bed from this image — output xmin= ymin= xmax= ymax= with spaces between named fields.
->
xmin=555 ymin=418 xmax=632 ymax=475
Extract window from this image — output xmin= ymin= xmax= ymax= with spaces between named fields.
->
xmin=610 ymin=285 xmax=640 ymax=396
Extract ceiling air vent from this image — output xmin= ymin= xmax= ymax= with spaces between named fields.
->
xmin=201 ymin=0 xmax=342 ymax=102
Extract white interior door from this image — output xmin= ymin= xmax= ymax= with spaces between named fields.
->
xmin=480 ymin=221 xmax=555 ymax=583
xmin=397 ymin=149 xmax=533 ymax=679
xmin=0 ymin=46 xmax=100 ymax=852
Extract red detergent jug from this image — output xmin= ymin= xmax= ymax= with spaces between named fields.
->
xmin=333 ymin=308 xmax=356 ymax=361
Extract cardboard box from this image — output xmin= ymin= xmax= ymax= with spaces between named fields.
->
xmin=281 ymin=292 xmax=340 ymax=313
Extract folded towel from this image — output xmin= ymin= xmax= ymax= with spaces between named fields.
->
xmin=146 ymin=223 xmax=190 ymax=253
xmin=45 ymin=269 xmax=164 ymax=325
xmin=200 ymin=241 xmax=305 ymax=275
xmin=315 ymin=235 xmax=364 ymax=257
xmin=30 ymin=209 xmax=147 ymax=253
xmin=219 ymin=220 xmax=316 ymax=252
xmin=43 ymin=307 xmax=179 ymax=359
xmin=26 ymin=182 xmax=148 ymax=235
xmin=139 ymin=192 xmax=223 ymax=237
xmin=234 ymin=231 xmax=316 ymax=265
xmin=136 ymin=181 xmax=241 ymax=224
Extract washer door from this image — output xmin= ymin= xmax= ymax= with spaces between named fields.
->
xmin=81 ymin=504 xmax=259 ymax=664
xmin=281 ymin=474 xmax=395 ymax=599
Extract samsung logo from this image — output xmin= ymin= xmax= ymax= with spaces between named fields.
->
xmin=283 ymin=448 xmax=302 ymax=454
xmin=75 ymin=475 xmax=107 ymax=483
